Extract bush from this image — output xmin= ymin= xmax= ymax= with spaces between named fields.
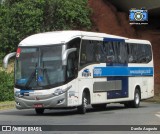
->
xmin=0 ymin=0 xmax=92 ymax=55
xmin=0 ymin=71 xmax=14 ymax=101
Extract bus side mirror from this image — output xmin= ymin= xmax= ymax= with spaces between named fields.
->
xmin=3 ymin=52 xmax=16 ymax=69
xmin=62 ymin=48 xmax=77 ymax=65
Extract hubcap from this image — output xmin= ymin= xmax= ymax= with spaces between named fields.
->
xmin=135 ymin=93 xmax=140 ymax=104
xmin=84 ymin=97 xmax=87 ymax=108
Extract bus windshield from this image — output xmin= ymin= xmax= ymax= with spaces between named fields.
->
xmin=15 ymin=45 xmax=66 ymax=89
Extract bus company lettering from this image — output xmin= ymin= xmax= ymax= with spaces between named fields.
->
xmin=82 ymin=69 xmax=91 ymax=77
xmin=130 ymin=69 xmax=151 ymax=75
xmin=93 ymin=68 xmax=102 ymax=76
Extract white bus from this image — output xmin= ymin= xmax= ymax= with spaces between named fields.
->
xmin=3 ymin=31 xmax=154 ymax=114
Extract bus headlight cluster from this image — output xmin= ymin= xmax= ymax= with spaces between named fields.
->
xmin=53 ymin=85 xmax=72 ymax=96
xmin=53 ymin=89 xmax=63 ymax=96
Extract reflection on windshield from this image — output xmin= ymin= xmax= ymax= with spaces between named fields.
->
xmin=15 ymin=45 xmax=65 ymax=89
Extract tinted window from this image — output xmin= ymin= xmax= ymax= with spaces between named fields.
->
xmin=80 ymin=40 xmax=128 ymax=66
xmin=80 ymin=40 xmax=152 ymax=66
xmin=67 ymin=52 xmax=78 ymax=79
xmin=127 ymin=43 xmax=152 ymax=63
xmin=103 ymin=41 xmax=127 ymax=64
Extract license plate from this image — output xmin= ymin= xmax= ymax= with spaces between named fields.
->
xmin=34 ymin=104 xmax=43 ymax=108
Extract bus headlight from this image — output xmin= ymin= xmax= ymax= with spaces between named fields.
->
xmin=54 ymin=89 xmax=63 ymax=96
xmin=53 ymin=85 xmax=72 ymax=96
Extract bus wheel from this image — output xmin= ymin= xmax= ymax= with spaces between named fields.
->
xmin=35 ymin=108 xmax=44 ymax=115
xmin=124 ymin=102 xmax=131 ymax=108
xmin=77 ymin=93 xmax=87 ymax=114
xmin=131 ymin=89 xmax=140 ymax=108
xmin=92 ymin=104 xmax=106 ymax=109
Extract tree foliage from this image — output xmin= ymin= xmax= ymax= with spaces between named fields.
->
xmin=0 ymin=0 xmax=91 ymax=59
xmin=0 ymin=71 xmax=14 ymax=101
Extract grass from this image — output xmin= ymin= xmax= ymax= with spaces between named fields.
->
xmin=143 ymin=94 xmax=160 ymax=103
xmin=0 ymin=101 xmax=15 ymax=110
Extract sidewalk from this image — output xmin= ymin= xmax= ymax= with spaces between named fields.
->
xmin=0 ymin=101 xmax=15 ymax=110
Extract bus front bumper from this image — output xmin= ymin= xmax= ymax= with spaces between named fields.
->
xmin=15 ymin=92 xmax=68 ymax=109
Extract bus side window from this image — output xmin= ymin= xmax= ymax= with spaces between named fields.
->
xmin=95 ymin=41 xmax=106 ymax=62
xmin=67 ymin=38 xmax=81 ymax=65
xmin=67 ymin=38 xmax=80 ymax=49
xmin=67 ymin=52 xmax=78 ymax=79
xmin=127 ymin=43 xmax=137 ymax=63
xmin=119 ymin=42 xmax=128 ymax=64
xmin=127 ymin=43 xmax=152 ymax=63
xmin=105 ymin=42 xmax=115 ymax=63
xmin=80 ymin=40 xmax=95 ymax=66
xmin=145 ymin=45 xmax=152 ymax=62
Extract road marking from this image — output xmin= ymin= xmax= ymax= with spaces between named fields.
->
xmin=155 ymin=112 xmax=160 ymax=118
xmin=155 ymin=114 xmax=160 ymax=118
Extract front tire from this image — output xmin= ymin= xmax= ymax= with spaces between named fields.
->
xmin=92 ymin=104 xmax=107 ymax=110
xmin=77 ymin=93 xmax=87 ymax=114
xmin=35 ymin=108 xmax=44 ymax=115
xmin=131 ymin=89 xmax=140 ymax=108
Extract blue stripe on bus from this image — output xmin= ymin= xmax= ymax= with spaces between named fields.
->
xmin=19 ymin=90 xmax=34 ymax=96
xmin=103 ymin=38 xmax=125 ymax=42
xmin=93 ymin=67 xmax=153 ymax=77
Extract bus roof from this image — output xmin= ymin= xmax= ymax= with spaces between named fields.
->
xmin=19 ymin=31 xmax=128 ymax=46
xmin=125 ymin=39 xmax=151 ymax=45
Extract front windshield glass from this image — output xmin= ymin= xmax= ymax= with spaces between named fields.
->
xmin=15 ymin=45 xmax=65 ymax=89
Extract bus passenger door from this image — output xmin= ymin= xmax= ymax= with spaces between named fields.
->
xmin=66 ymin=51 xmax=79 ymax=106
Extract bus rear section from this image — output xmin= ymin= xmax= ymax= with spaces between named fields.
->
xmin=78 ymin=37 xmax=154 ymax=111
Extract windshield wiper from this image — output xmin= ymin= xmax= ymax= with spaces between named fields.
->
xmin=24 ymin=64 xmax=37 ymax=89
xmin=40 ymin=52 xmax=51 ymax=86
xmin=40 ymin=61 xmax=51 ymax=86
xmin=43 ymin=68 xmax=51 ymax=85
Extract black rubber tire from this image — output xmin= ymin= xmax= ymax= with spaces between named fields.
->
xmin=124 ymin=102 xmax=132 ymax=108
xmin=35 ymin=108 xmax=44 ymax=115
xmin=77 ymin=93 xmax=87 ymax=114
xmin=124 ymin=102 xmax=129 ymax=108
xmin=131 ymin=89 xmax=140 ymax=108
xmin=92 ymin=104 xmax=106 ymax=109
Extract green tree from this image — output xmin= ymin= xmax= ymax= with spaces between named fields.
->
xmin=0 ymin=0 xmax=91 ymax=59
xmin=0 ymin=71 xmax=14 ymax=101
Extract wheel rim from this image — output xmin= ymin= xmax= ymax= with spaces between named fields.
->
xmin=135 ymin=93 xmax=140 ymax=105
xmin=84 ymin=97 xmax=87 ymax=108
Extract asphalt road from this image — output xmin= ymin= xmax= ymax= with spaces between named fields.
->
xmin=0 ymin=102 xmax=159 ymax=134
